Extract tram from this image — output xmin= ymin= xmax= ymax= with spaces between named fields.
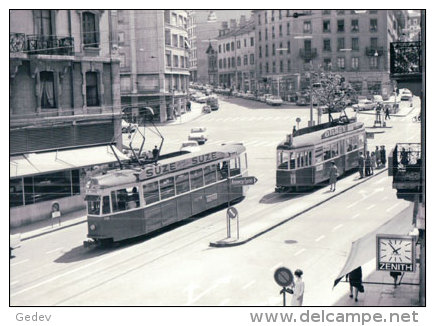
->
xmin=84 ymin=143 xmax=248 ymax=245
xmin=275 ymin=117 xmax=366 ymax=192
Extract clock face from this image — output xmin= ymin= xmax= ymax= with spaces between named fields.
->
xmin=378 ymin=237 xmax=413 ymax=264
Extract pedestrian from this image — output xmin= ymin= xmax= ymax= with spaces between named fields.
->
xmin=400 ymin=147 xmax=409 ymax=166
xmin=291 ymin=269 xmax=305 ymax=306
xmin=329 ymin=161 xmax=338 ymax=192
xmin=390 ymin=271 xmax=402 ymax=288
xmin=375 ymin=146 xmax=381 ymax=168
xmin=364 ymin=151 xmax=371 ymax=176
xmin=186 ymin=100 xmax=191 ymax=111
xmin=384 ymin=105 xmax=391 ymax=120
xmin=152 ymin=145 xmax=159 ymax=161
xmin=358 ymin=152 xmax=365 ymax=179
xmin=370 ymin=152 xmax=377 ymax=174
xmin=347 ymin=266 xmax=363 ymax=302
xmin=380 ymin=145 xmax=386 ymax=167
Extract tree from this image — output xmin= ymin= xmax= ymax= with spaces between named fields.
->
xmin=311 ymin=72 xmax=356 ymax=122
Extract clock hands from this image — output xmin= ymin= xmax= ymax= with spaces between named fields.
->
xmin=388 ymin=242 xmax=401 ymax=255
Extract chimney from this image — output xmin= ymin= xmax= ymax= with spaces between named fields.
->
xmin=239 ymin=15 xmax=246 ymax=27
xmin=230 ymin=19 xmax=237 ymax=30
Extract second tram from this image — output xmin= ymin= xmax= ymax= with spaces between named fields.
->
xmin=276 ymin=117 xmax=366 ymax=192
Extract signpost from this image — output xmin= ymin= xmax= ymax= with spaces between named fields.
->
xmin=226 ymin=206 xmax=239 ymax=239
xmin=274 ymin=267 xmax=294 ymax=306
xmin=230 ymin=176 xmax=258 ymax=186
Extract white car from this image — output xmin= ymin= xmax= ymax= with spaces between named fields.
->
xmin=122 ymin=120 xmax=138 ymax=133
xmin=352 ymin=99 xmax=376 ymax=111
xmin=180 ymin=141 xmax=200 ymax=152
xmin=188 ymin=127 xmax=208 ymax=144
xmin=243 ymin=92 xmax=256 ymax=100
xmin=197 ymin=95 xmax=209 ymax=103
xmin=266 ymin=96 xmax=283 ymax=106
xmin=400 ymin=89 xmax=413 ymax=101
xmin=372 ymin=95 xmax=384 ymax=103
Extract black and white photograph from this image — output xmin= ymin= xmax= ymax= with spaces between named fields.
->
xmin=8 ymin=4 xmax=427 ymax=325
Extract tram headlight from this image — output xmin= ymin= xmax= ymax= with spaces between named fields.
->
xmin=90 ymin=224 xmax=96 ymax=231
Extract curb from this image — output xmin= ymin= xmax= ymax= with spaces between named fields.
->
xmin=209 ymin=168 xmax=388 ymax=248
xmin=20 ymin=218 xmax=87 ymax=241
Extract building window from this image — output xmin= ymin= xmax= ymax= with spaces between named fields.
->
xmin=337 ymin=57 xmax=345 ymax=69
xmin=265 ymin=28 xmax=268 ymax=40
xmin=279 ymin=42 xmax=283 ymax=55
xmin=34 ymin=10 xmax=52 ymax=36
xmin=244 ymin=39 xmax=247 ymax=47
xmin=337 ymin=19 xmax=345 ymax=32
xmin=265 ymin=11 xmax=268 ymax=23
xmin=271 ymin=10 xmax=275 ymax=21
xmin=231 ymin=57 xmax=235 ymax=68
xmin=174 ymin=55 xmax=179 ymax=67
xmin=251 ymin=37 xmax=254 ymax=46
xmin=258 ymin=31 xmax=262 ymax=41
xmin=279 ymin=10 xmax=282 ymax=20
xmin=119 ymin=53 xmax=126 ymax=68
xmin=250 ymin=53 xmax=254 ymax=65
xmin=259 ymin=45 xmax=262 ymax=58
xmin=287 ymin=59 xmax=291 ymax=72
xmin=231 ymin=42 xmax=235 ymax=51
xmin=82 ymin=12 xmax=98 ymax=48
xmin=40 ymin=71 xmax=56 ymax=109
xmin=272 ymin=61 xmax=276 ymax=73
xmin=323 ymin=20 xmax=331 ymax=33
xmin=370 ymin=37 xmax=378 ymax=48
xmin=337 ymin=10 xmax=345 ymax=15
xmin=287 ymin=41 xmax=290 ymax=53
xmin=323 ymin=58 xmax=332 ymax=70
xmin=369 ymin=56 xmax=379 ymax=69
xmin=303 ymin=21 xmax=311 ymax=33
xmin=172 ymin=34 xmax=178 ymax=47
xmin=337 ymin=37 xmax=345 ymax=51
xmin=265 ymin=62 xmax=269 ymax=73
xmin=226 ymin=43 xmax=230 ymax=51
xmin=219 ymin=59 xmax=222 ymax=69
xmin=244 ymin=55 xmax=248 ymax=65
xmin=322 ymin=10 xmax=331 ymax=15
xmin=265 ymin=44 xmax=269 ymax=57
xmin=351 ymin=38 xmax=359 ymax=51
xmin=369 ymin=10 xmax=378 ymax=14
xmin=166 ymin=52 xmax=171 ymax=67
xmin=237 ymin=40 xmax=241 ymax=49
xmin=237 ymin=56 xmax=241 ymax=66
xmin=323 ymin=39 xmax=331 ymax=52
xmin=370 ymin=19 xmax=378 ymax=32
xmin=219 ymin=45 xmax=221 ymax=53
xmin=272 ymin=43 xmax=276 ymax=56
xmin=258 ymin=14 xmax=261 ymax=25
xmin=279 ymin=25 xmax=283 ymax=37
xmin=223 ymin=58 xmax=226 ymax=68
xmin=351 ymin=57 xmax=359 ymax=69
xmin=287 ymin=22 xmax=290 ymax=35
xmin=259 ymin=63 xmax=262 ymax=75
xmin=280 ymin=60 xmax=283 ymax=73
xmin=179 ymin=35 xmax=184 ymax=48
xmin=351 ymin=19 xmax=359 ymax=32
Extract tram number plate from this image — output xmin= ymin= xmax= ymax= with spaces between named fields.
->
xmin=316 ymin=164 xmax=323 ymax=172
xmin=206 ymin=193 xmax=218 ymax=202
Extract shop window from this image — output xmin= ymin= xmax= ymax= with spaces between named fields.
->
xmin=176 ymin=173 xmax=190 ymax=194
xmin=10 ymin=178 xmax=24 ymax=207
xmin=160 ymin=177 xmax=175 ymax=199
xmin=29 ymin=171 xmax=74 ymax=204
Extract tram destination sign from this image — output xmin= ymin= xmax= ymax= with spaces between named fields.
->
xmin=230 ymin=176 xmax=258 ymax=186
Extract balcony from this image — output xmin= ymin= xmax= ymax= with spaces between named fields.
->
xmin=299 ymin=48 xmax=317 ymax=60
xmin=10 ymin=33 xmax=74 ymax=56
xmin=365 ymin=46 xmax=384 ymax=57
xmin=388 ymin=143 xmax=422 ymax=201
xmin=390 ymin=41 xmax=422 ymax=77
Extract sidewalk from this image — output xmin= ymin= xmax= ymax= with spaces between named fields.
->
xmin=209 ymin=167 xmax=388 ymax=247
xmin=358 ymin=97 xmax=419 ymax=117
xmin=154 ymin=101 xmax=204 ymax=126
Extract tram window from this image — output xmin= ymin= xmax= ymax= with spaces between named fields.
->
xmin=296 ymin=152 xmax=301 ymax=168
xmin=102 ymin=196 xmax=111 ymax=214
xmin=331 ymin=143 xmax=338 ymax=158
xmin=87 ymin=195 xmax=101 ymax=215
xmin=160 ymin=177 xmax=175 ymax=200
xmin=240 ymin=153 xmax=248 ymax=171
xmin=176 ymin=173 xmax=190 ymax=194
xmin=323 ymin=145 xmax=331 ymax=160
xmin=308 ymin=151 xmax=312 ymax=165
xmin=346 ymin=138 xmax=352 ymax=152
xmin=230 ymin=157 xmax=241 ymax=176
xmin=289 ymin=152 xmax=296 ymax=169
xmin=204 ymin=164 xmax=217 ymax=185
xmin=353 ymin=136 xmax=358 ymax=150
xmin=126 ymin=187 xmax=140 ymax=209
xmin=278 ymin=151 xmax=289 ymax=169
xmin=143 ymin=181 xmax=159 ymax=205
xmin=218 ymin=161 xmax=229 ymax=180
xmin=358 ymin=134 xmax=364 ymax=148
xmin=111 ymin=189 xmax=128 ymax=212
xmin=190 ymin=168 xmax=204 ymax=190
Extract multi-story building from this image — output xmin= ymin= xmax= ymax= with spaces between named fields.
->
xmin=407 ymin=11 xmax=421 ymax=41
xmin=118 ymin=10 xmax=190 ymax=122
xmin=254 ymin=10 xmax=407 ymax=99
xmin=187 ymin=10 xmax=252 ymax=85
xmin=216 ymin=17 xmax=256 ymax=91
xmin=10 ymin=10 xmax=124 ymax=227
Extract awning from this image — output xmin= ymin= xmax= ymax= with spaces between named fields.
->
xmin=333 ymin=204 xmax=414 ymax=287
xmin=10 ymin=145 xmax=129 ymax=178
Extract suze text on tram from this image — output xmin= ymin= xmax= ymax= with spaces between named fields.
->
xmin=84 ymin=144 xmax=248 ymax=245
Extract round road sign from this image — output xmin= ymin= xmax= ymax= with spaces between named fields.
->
xmin=274 ymin=267 xmax=294 ymax=287
xmin=227 ymin=206 xmax=238 ymax=219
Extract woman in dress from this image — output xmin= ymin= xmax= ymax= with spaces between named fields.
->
xmin=291 ymin=269 xmax=305 ymax=306
xmin=329 ymin=162 xmax=338 ymax=192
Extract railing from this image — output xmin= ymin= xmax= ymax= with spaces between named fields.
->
xmin=390 ymin=41 xmax=422 ymax=75
xmin=365 ymin=46 xmax=384 ymax=56
xmin=299 ymin=48 xmax=317 ymax=60
xmin=10 ymin=33 xmax=74 ymax=55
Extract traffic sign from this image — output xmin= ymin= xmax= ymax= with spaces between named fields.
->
xmin=227 ymin=206 xmax=238 ymax=219
xmin=230 ymin=176 xmax=258 ymax=186
xmin=274 ymin=267 xmax=294 ymax=287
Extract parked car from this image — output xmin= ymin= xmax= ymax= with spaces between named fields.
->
xmin=197 ymin=95 xmax=209 ymax=103
xmin=180 ymin=141 xmax=200 ymax=152
xmin=352 ymin=99 xmax=377 ymax=111
xmin=122 ymin=120 xmax=138 ymax=133
xmin=188 ymin=127 xmax=208 ymax=144
xmin=207 ymin=96 xmax=219 ymax=110
xmin=266 ymin=96 xmax=284 ymax=106
xmin=244 ymin=91 xmax=256 ymax=100
xmin=258 ymin=94 xmax=272 ymax=102
xmin=371 ymin=95 xmax=384 ymax=103
xmin=400 ymin=89 xmax=413 ymax=101
xmin=202 ymin=105 xmax=211 ymax=113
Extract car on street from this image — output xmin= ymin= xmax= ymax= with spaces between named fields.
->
xmin=243 ymin=91 xmax=256 ymax=100
xmin=188 ymin=127 xmax=208 ymax=144
xmin=122 ymin=120 xmax=138 ymax=133
xmin=202 ymin=105 xmax=211 ymax=113
xmin=258 ymin=94 xmax=272 ymax=102
xmin=207 ymin=96 xmax=219 ymax=110
xmin=197 ymin=95 xmax=209 ymax=103
xmin=352 ymin=99 xmax=377 ymax=111
xmin=400 ymin=89 xmax=413 ymax=101
xmin=180 ymin=141 xmax=200 ymax=152
xmin=371 ymin=95 xmax=384 ymax=103
xmin=266 ymin=96 xmax=284 ymax=106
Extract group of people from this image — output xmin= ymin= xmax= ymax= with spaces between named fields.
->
xmin=358 ymin=146 xmax=387 ymax=178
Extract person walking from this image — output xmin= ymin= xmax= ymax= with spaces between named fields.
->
xmin=291 ymin=269 xmax=305 ymax=306
xmin=380 ymin=145 xmax=386 ymax=167
xmin=364 ymin=151 xmax=371 ymax=176
xmin=329 ymin=161 xmax=338 ymax=192
xmin=347 ymin=266 xmax=363 ymax=302
xmin=375 ymin=146 xmax=381 ymax=168
xmin=358 ymin=152 xmax=365 ymax=179
xmin=370 ymin=152 xmax=377 ymax=174
xmin=384 ymin=105 xmax=391 ymax=120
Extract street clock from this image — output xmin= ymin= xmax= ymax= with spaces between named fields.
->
xmin=376 ymin=234 xmax=416 ymax=272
